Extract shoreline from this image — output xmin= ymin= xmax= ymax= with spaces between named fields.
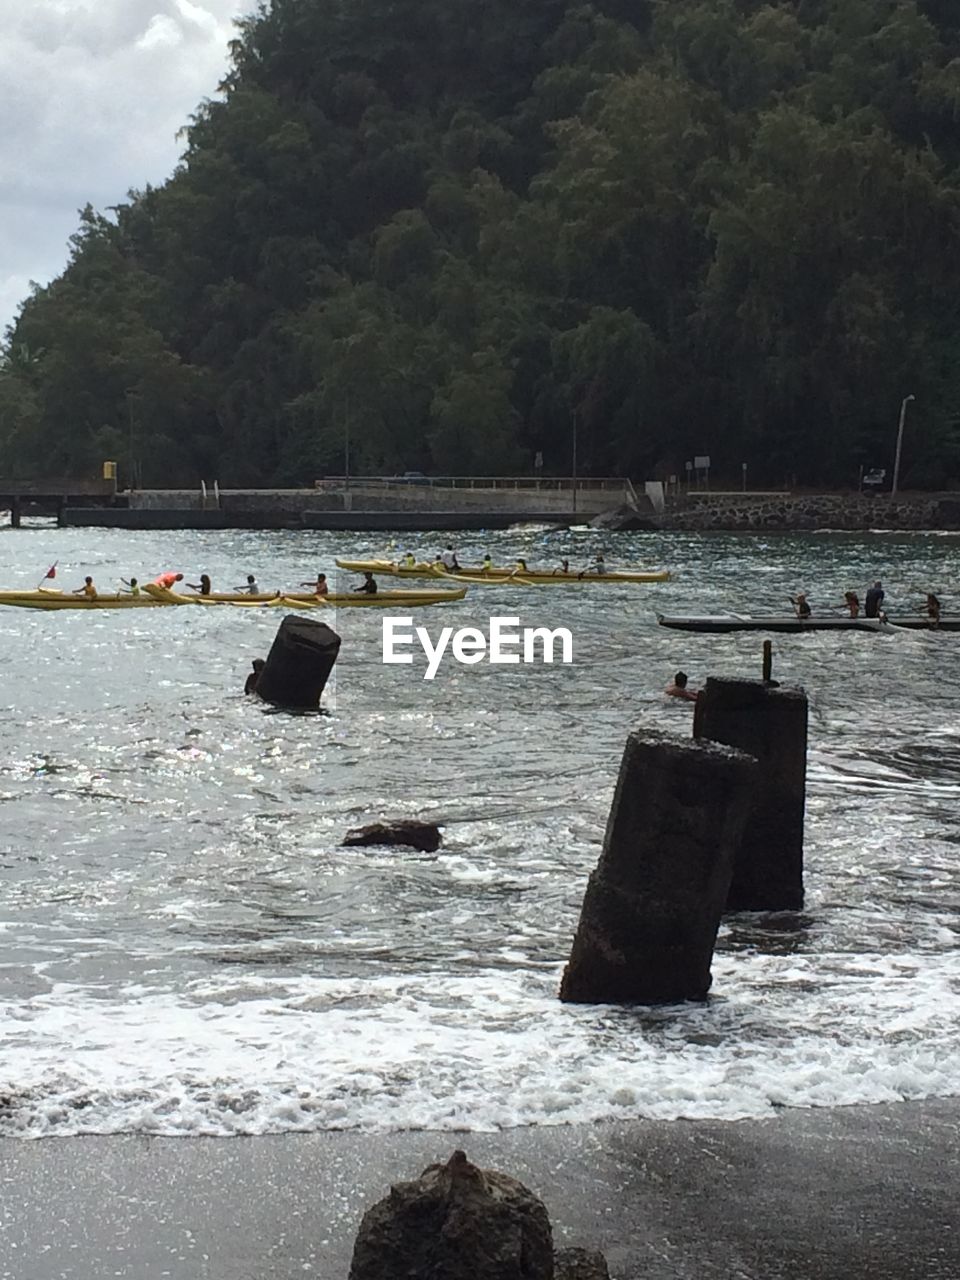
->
xmin=1 ymin=1098 xmax=958 ymax=1278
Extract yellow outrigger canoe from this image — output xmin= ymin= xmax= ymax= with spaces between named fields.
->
xmin=0 ymin=585 xmax=467 ymax=611
xmin=335 ymin=558 xmax=670 ymax=585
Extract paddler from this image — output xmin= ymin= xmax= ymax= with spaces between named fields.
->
xmin=440 ymin=545 xmax=460 ymax=571
xmin=790 ymin=592 xmax=812 ymax=619
xmin=481 ymin=553 xmax=494 ymax=573
xmin=234 ymin=574 xmax=259 ymax=594
xmin=153 ymin=571 xmax=184 ymax=589
xmin=554 ymin=559 xmax=570 ymax=575
xmin=843 ymin=591 xmax=860 ymax=617
xmin=926 ymin=592 xmax=941 ymax=627
xmin=299 ymin=573 xmax=329 ymax=596
xmin=865 ymin=581 xmax=885 ymax=618
xmin=402 ymin=552 xmax=416 ymax=568
xmin=353 ymin=571 xmax=378 ymax=594
xmin=578 ymin=553 xmax=606 ymax=578
xmin=120 ymin=577 xmax=141 ymax=596
xmin=186 ymin=574 xmax=212 ymax=595
xmin=73 ymin=575 xmax=98 ymax=599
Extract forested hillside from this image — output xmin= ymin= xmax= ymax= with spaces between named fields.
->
xmin=3 ymin=0 xmax=960 ymax=488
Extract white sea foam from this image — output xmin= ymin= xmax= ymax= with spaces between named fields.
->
xmin=2 ymin=949 xmax=960 ymax=1137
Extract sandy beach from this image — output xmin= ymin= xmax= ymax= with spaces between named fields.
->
xmin=1 ymin=1099 xmax=957 ymax=1279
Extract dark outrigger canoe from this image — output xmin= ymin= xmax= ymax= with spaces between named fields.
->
xmin=656 ymin=612 xmax=959 ymax=634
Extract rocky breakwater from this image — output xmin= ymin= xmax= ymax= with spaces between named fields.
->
xmin=659 ymin=493 xmax=960 ymax=531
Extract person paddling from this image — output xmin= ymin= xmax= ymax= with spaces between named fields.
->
xmin=354 ymin=572 xmax=378 ymax=594
xmin=865 ymin=581 xmax=885 ymax=618
xmin=120 ymin=577 xmax=141 ymax=597
xmin=186 ymin=574 xmax=212 ymax=596
xmin=73 ymin=576 xmax=97 ymax=599
xmin=153 ymin=572 xmax=184 ymax=589
xmin=843 ymin=591 xmax=860 ymax=618
xmin=234 ymin=574 xmax=259 ymax=594
xmin=578 ymin=553 xmax=606 ymax=578
xmin=299 ymin=573 xmax=329 ymax=596
xmin=790 ymin=592 xmax=811 ymax=619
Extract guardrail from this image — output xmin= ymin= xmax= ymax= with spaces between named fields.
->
xmin=314 ymin=476 xmax=634 ymax=494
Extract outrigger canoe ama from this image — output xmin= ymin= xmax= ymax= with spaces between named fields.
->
xmin=0 ymin=585 xmax=467 ymax=610
xmin=656 ymin=612 xmax=958 ymax=633
xmin=335 ymin=558 xmax=670 ymax=584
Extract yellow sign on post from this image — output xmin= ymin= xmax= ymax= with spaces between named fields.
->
xmin=102 ymin=460 xmax=117 ymax=480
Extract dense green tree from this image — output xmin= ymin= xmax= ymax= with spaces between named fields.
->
xmin=3 ymin=0 xmax=960 ymax=487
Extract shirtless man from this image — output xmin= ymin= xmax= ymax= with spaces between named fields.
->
xmin=666 ymin=671 xmax=698 ymax=702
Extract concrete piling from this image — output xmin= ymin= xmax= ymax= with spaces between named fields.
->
xmin=560 ymin=731 xmax=757 ymax=1006
xmin=693 ymin=677 xmax=808 ymax=911
xmin=762 ymin=639 xmax=773 ymax=683
xmin=254 ymin=615 xmax=341 ymax=710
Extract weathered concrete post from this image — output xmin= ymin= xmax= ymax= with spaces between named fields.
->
xmin=560 ymin=731 xmax=757 ymax=1006
xmin=254 ymin=615 xmax=340 ymax=710
xmin=693 ymin=677 xmax=808 ymax=911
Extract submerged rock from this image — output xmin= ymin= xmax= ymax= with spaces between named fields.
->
xmin=342 ymin=819 xmax=442 ymax=852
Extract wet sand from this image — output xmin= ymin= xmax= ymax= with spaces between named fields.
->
xmin=1 ymin=1099 xmax=957 ymax=1279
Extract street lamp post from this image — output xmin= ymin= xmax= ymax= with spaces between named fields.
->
xmin=344 ymin=396 xmax=351 ymax=491
xmin=124 ymin=389 xmax=137 ymax=491
xmin=571 ymin=407 xmax=578 ymax=514
xmin=891 ymin=394 xmax=915 ymax=497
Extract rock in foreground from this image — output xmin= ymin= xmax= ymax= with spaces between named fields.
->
xmin=349 ymin=1150 xmax=606 ymax=1280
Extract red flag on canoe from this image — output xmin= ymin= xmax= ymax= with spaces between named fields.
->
xmin=44 ymin=563 xmax=57 ymax=580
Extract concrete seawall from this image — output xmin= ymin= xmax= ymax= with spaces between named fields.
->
xmin=59 ymin=508 xmax=584 ymax=531
xmin=33 ymin=489 xmax=960 ymax=532
xmin=660 ymin=493 xmax=960 ymax=531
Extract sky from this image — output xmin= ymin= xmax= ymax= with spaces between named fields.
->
xmin=0 ymin=0 xmax=251 ymax=337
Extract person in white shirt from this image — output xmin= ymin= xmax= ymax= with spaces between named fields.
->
xmin=440 ymin=545 xmax=460 ymax=571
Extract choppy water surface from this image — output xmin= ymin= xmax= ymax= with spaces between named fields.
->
xmin=0 ymin=525 xmax=958 ymax=1137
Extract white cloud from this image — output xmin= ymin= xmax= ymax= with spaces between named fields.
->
xmin=0 ymin=0 xmax=250 ymax=335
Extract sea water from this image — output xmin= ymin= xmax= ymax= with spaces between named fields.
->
xmin=0 ymin=525 xmax=958 ymax=1137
